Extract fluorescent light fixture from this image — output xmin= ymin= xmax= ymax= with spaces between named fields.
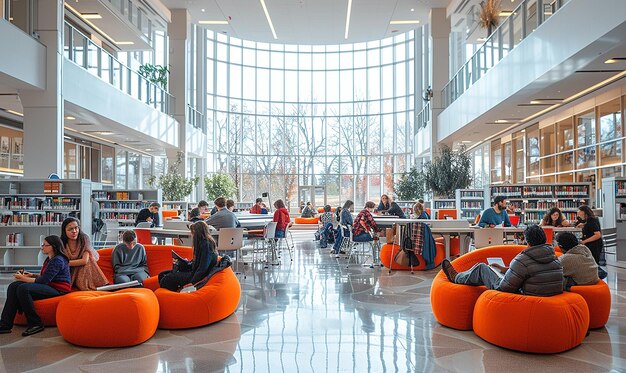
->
xmin=198 ymin=20 xmax=229 ymax=25
xmin=499 ymin=11 xmax=513 ymax=16
xmin=81 ymin=13 xmax=102 ymax=19
xmin=259 ymin=0 xmax=278 ymax=39
xmin=477 ymin=37 xmax=487 ymax=42
xmin=390 ymin=20 xmax=420 ymax=25
xmin=65 ymin=116 xmax=76 ymax=120
xmin=96 ymin=131 xmax=115 ymax=135
xmin=461 ymin=140 xmax=472 ymax=143
xmin=145 ymin=148 xmax=153 ymax=151
xmin=116 ymin=41 xmax=135 ymax=45
xmin=494 ymin=119 xmax=509 ymax=123
xmin=6 ymin=109 xmax=23 ymax=117
xmin=345 ymin=0 xmax=353 ymax=39
xmin=605 ymin=59 xmax=617 ymax=64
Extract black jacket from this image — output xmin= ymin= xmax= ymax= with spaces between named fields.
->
xmin=497 ymin=244 xmax=563 ymax=296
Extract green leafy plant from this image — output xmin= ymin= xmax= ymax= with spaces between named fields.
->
xmin=424 ymin=145 xmax=472 ymax=198
xmin=204 ymin=173 xmax=237 ymax=201
xmin=395 ymin=165 xmax=428 ymax=201
xmin=147 ymin=152 xmax=198 ymax=201
xmin=138 ymin=64 xmax=169 ymax=90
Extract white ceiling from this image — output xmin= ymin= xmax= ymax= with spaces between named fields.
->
xmin=161 ymin=0 xmax=451 ymax=44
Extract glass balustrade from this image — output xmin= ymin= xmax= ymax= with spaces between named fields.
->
xmin=187 ymin=104 xmax=207 ymax=134
xmin=64 ymin=22 xmax=174 ymax=116
xmin=442 ymin=0 xmax=569 ymax=109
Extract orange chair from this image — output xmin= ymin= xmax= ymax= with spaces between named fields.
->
xmin=380 ymin=242 xmax=445 ymax=271
xmin=508 ymin=215 xmax=520 ymax=226
xmin=542 ymin=226 xmax=554 ymax=244
xmin=294 ymin=217 xmax=319 ymax=224
xmin=57 ymin=288 xmax=159 ymax=347
xmin=430 ymin=245 xmax=527 ymax=330
xmin=437 ymin=209 xmax=457 ymax=220
xmin=161 ymin=210 xmax=179 ymax=220
xmin=570 ymin=280 xmax=611 ymax=329
xmin=134 ymin=228 xmax=153 ymax=245
xmin=473 ymin=290 xmax=589 ymax=353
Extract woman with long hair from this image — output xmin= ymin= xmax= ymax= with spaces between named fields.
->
xmin=61 ymin=217 xmax=108 ymax=290
xmin=540 ymin=207 xmax=570 ymax=227
xmin=272 ymin=199 xmax=291 ymax=238
xmin=576 ymin=205 xmax=603 ymax=265
xmin=0 ymin=235 xmax=71 ymax=336
xmin=158 ymin=221 xmax=218 ymax=292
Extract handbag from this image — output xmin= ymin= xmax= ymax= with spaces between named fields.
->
xmin=394 ymin=248 xmax=411 ymax=267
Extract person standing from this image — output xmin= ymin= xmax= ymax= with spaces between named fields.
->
xmin=576 ymin=205 xmax=603 ymax=265
xmin=135 ymin=202 xmax=161 ymax=227
xmin=112 ymin=230 xmax=149 ymax=284
xmin=478 ymin=196 xmax=511 ymax=228
xmin=272 ymin=199 xmax=291 ymax=238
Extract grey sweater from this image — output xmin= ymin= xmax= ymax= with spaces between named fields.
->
xmin=112 ymin=243 xmax=149 ymax=276
xmin=559 ymin=244 xmax=599 ymax=286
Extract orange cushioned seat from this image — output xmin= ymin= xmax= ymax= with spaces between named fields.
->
xmin=570 ymin=280 xmax=611 ymax=329
xmin=14 ymin=296 xmax=63 ymax=326
xmin=154 ymin=262 xmax=241 ymax=329
xmin=379 ymin=243 xmax=445 ymax=271
xmin=429 ymin=245 xmax=527 ymax=330
xmin=473 ymin=290 xmax=589 ymax=353
xmin=295 ymin=217 xmax=319 ymax=224
xmin=162 ymin=210 xmax=179 ymax=219
xmin=56 ymin=288 xmax=159 ymax=347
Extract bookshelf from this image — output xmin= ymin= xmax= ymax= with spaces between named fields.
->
xmin=93 ymin=189 xmax=162 ymax=227
xmin=489 ymin=183 xmax=590 ymax=225
xmin=455 ymin=189 xmax=486 ymax=219
xmin=601 ymin=177 xmax=626 ymax=265
xmin=162 ymin=201 xmax=188 ymax=217
xmin=0 ymin=179 xmax=92 ymax=269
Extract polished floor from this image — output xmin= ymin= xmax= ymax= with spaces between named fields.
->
xmin=0 ymin=232 xmax=625 ymax=372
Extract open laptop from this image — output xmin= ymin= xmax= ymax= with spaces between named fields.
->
xmin=163 ymin=220 xmax=192 ymax=231
xmin=429 ymin=219 xmax=471 ymax=229
xmin=473 ymin=228 xmax=505 ymax=248
xmin=217 ymin=228 xmax=244 ymax=251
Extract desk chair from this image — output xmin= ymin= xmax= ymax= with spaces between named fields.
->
xmin=264 ymin=222 xmax=280 ymax=267
xmin=343 ymin=225 xmax=378 ymax=269
xmin=134 ymin=228 xmax=153 ymax=245
xmin=217 ymin=228 xmax=245 ymax=277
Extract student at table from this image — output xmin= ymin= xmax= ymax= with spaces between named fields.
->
xmin=353 ymin=201 xmax=379 ymax=242
xmin=205 ymin=197 xmax=240 ymax=230
xmin=478 ymin=196 xmax=511 ymax=228
xmin=376 ymin=194 xmax=406 ymax=218
xmin=412 ymin=202 xmax=430 ymax=219
xmin=135 ymin=202 xmax=161 ymax=227
xmin=273 ymin=199 xmax=292 ymax=238
xmin=188 ymin=208 xmax=203 ymax=223
xmin=250 ymin=198 xmax=266 ymax=214
xmin=541 ymin=207 xmax=570 ymax=227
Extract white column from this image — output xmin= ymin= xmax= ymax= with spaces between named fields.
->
xmin=429 ymin=8 xmax=450 ymax=157
xmin=20 ymin=0 xmax=63 ymax=178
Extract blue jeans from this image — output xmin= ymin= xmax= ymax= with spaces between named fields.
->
xmin=353 ymin=232 xmax=373 ymax=242
xmin=1 ymin=282 xmax=63 ymax=328
xmin=275 ymin=230 xmax=285 ymax=238
xmin=333 ymin=228 xmax=346 ymax=253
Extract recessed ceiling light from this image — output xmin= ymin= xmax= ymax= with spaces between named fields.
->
xmin=65 ymin=116 xmax=76 ymax=120
xmin=81 ymin=13 xmax=102 ymax=19
xmin=201 ymin=8 xmax=205 ymax=12
xmin=494 ymin=119 xmax=509 ymax=123
xmin=390 ymin=20 xmax=420 ymax=25
xmin=199 ymin=20 xmax=229 ymax=25
xmin=461 ymin=140 xmax=472 ymax=143
xmin=477 ymin=37 xmax=487 ymax=42
xmin=410 ymin=8 xmax=414 ymax=11
xmin=145 ymin=148 xmax=153 ymax=151
xmin=116 ymin=41 xmax=135 ymax=45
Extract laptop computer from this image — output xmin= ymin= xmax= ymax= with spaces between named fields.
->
xmin=473 ymin=228 xmax=505 ymax=248
xmin=429 ymin=220 xmax=471 ymax=229
xmin=217 ymin=228 xmax=244 ymax=251
xmin=163 ymin=220 xmax=192 ymax=231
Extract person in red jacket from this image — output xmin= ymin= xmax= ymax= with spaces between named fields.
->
xmin=272 ymin=199 xmax=291 ymax=238
xmin=250 ymin=198 xmax=264 ymax=214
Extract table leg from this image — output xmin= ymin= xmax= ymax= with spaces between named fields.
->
xmin=443 ymin=234 xmax=451 ymax=260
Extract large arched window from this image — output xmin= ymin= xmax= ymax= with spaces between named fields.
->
xmin=206 ymin=31 xmax=416 ymax=209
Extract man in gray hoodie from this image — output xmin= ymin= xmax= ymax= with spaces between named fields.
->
xmin=112 ymin=230 xmax=149 ymax=284
xmin=442 ymin=225 xmax=563 ymax=296
xmin=555 ymin=232 xmax=599 ymax=290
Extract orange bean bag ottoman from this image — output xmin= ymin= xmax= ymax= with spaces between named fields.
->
xmin=295 ymin=217 xmax=319 ymax=224
xmin=14 ymin=296 xmax=63 ymax=326
xmin=570 ymin=280 xmax=611 ymax=329
xmin=473 ymin=290 xmax=589 ymax=353
xmin=57 ymin=288 xmax=159 ymax=347
xmin=380 ymin=243 xmax=445 ymax=271
xmin=430 ymin=245 xmax=527 ymax=330
xmin=154 ymin=264 xmax=241 ymax=329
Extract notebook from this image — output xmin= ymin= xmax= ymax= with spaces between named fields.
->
xmin=96 ymin=280 xmax=140 ymax=291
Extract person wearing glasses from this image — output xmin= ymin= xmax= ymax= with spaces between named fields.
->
xmin=0 ymin=235 xmax=71 ymax=336
xmin=61 ymin=217 xmax=108 ymax=290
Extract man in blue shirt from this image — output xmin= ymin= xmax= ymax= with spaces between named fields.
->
xmin=478 ymin=196 xmax=511 ymax=228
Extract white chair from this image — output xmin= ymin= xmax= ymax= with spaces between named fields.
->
xmin=473 ymin=228 xmax=505 ymax=249
xmin=343 ymin=225 xmax=376 ymax=268
xmin=217 ymin=228 xmax=245 ymax=277
xmin=264 ymin=222 xmax=280 ymax=267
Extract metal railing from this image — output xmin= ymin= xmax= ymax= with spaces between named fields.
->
xmin=63 ymin=22 xmax=174 ymax=116
xmin=415 ymin=101 xmax=430 ymax=133
xmin=104 ymin=0 xmax=152 ymax=43
xmin=441 ymin=0 xmax=569 ymax=109
xmin=187 ymin=104 xmax=207 ymax=134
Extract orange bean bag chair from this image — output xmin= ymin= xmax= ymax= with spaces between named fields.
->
xmin=97 ymin=245 xmax=193 ymax=291
xmin=380 ymin=243 xmax=444 ymax=271
xmin=154 ymin=263 xmax=241 ymax=329
xmin=14 ymin=296 xmax=63 ymax=326
xmin=430 ymin=245 xmax=527 ymax=330
xmin=570 ymin=280 xmax=611 ymax=329
xmin=317 ymin=207 xmax=336 ymax=213
xmin=432 ymin=236 xmax=460 ymax=256
xmin=295 ymin=217 xmax=319 ymax=224
xmin=473 ymin=290 xmax=589 ymax=353
xmin=56 ymin=288 xmax=159 ymax=347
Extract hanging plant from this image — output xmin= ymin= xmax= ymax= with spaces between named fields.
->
xmin=138 ymin=64 xmax=169 ymax=90
xmin=479 ymin=0 xmax=502 ymax=37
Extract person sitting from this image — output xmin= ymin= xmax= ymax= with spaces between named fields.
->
xmin=412 ymin=202 xmax=430 ymax=219
xmin=188 ymin=208 xmax=203 ymax=223
xmin=272 ymin=199 xmax=292 ymax=238
xmin=541 ymin=207 xmax=570 ymax=227
xmin=61 ymin=217 xmax=108 ymax=290
xmin=478 ymin=196 xmax=512 ymax=228
xmin=135 ymin=202 xmax=161 ymax=227
xmin=197 ymin=200 xmax=210 ymax=218
xmin=333 ymin=200 xmax=354 ymax=255
xmin=318 ymin=205 xmax=335 ymax=248
xmin=250 ymin=198 xmax=265 ymax=214
xmin=301 ymin=202 xmax=315 ymax=218
xmin=376 ymin=194 xmax=391 ymax=213
xmin=555 ymin=232 xmax=600 ymax=290
xmin=441 ymin=225 xmax=563 ymax=296
xmin=112 ymin=230 xmax=149 ymax=285
xmin=158 ymin=221 xmax=218 ymax=292
xmin=260 ymin=203 xmax=269 ymax=214
xmin=376 ymin=194 xmax=406 ymax=218
xmin=0 ymin=235 xmax=71 ymax=336
xmin=205 ymin=197 xmax=240 ymax=230
xmin=352 ymin=201 xmax=379 ymax=243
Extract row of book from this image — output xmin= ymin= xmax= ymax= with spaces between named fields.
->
xmin=94 ymin=191 xmax=144 ymax=201
xmin=461 ymin=201 xmax=483 ymax=209
xmin=0 ymin=197 xmax=80 ymax=210
xmin=99 ymin=201 xmax=149 ymax=210
xmin=492 ymin=185 xmax=589 ymax=198
xmin=5 ymin=233 xmax=24 ymax=246
xmin=0 ymin=212 xmax=71 ymax=226
xmin=523 ymin=200 xmax=582 ymax=210
xmin=100 ymin=212 xmax=138 ymax=220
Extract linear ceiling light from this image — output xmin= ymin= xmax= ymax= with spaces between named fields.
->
xmin=115 ymin=41 xmax=135 ymax=45
xmin=499 ymin=11 xmax=513 ymax=16
xmin=390 ymin=20 xmax=420 ymax=25
xmin=199 ymin=20 xmax=229 ymax=25
xmin=81 ymin=13 xmax=102 ymax=19
xmin=345 ymin=0 xmax=353 ymax=39
xmin=6 ymin=109 xmax=23 ymax=117
xmin=259 ymin=0 xmax=278 ymax=39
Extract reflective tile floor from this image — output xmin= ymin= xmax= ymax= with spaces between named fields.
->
xmin=0 ymin=232 xmax=625 ymax=372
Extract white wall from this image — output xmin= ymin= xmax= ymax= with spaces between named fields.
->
xmin=0 ymin=20 xmax=45 ymax=89
xmin=185 ymin=123 xmax=207 ymax=157
xmin=437 ymin=0 xmax=626 ymax=143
